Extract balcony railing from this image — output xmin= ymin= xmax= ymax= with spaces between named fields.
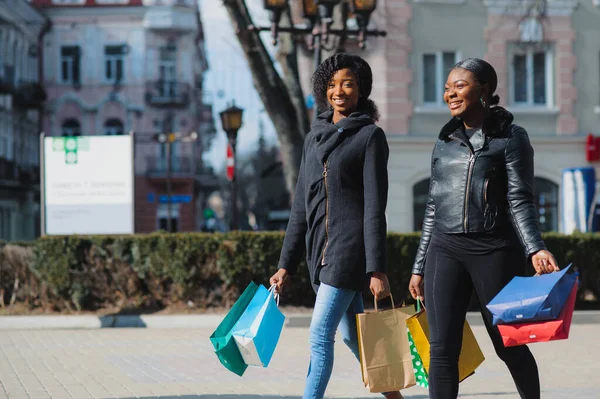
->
xmin=145 ymin=155 xmax=219 ymax=188
xmin=145 ymin=155 xmax=195 ymax=177
xmin=145 ymin=80 xmax=190 ymax=108
xmin=14 ymin=81 xmax=47 ymax=109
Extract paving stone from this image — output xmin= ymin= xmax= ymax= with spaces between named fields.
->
xmin=0 ymin=325 xmax=597 ymax=398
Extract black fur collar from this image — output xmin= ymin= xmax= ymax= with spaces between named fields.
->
xmin=438 ymin=106 xmax=514 ymax=140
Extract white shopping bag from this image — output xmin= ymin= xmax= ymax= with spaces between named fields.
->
xmin=232 ymin=284 xmax=285 ymax=367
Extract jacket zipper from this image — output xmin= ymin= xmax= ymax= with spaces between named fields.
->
xmin=464 ymin=151 xmax=475 ymax=232
xmin=483 ymin=178 xmax=489 ymax=205
xmin=321 ymin=161 xmax=329 ymax=265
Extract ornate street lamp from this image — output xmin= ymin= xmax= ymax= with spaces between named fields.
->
xmin=220 ymin=102 xmax=244 ymax=230
xmin=264 ymin=0 xmax=289 ymax=45
xmin=301 ymin=0 xmax=318 ymax=27
xmin=350 ymin=0 xmax=378 ymax=48
xmin=253 ymin=0 xmax=385 ymax=53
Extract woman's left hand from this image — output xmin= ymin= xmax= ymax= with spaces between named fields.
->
xmin=531 ymin=250 xmax=559 ymax=275
xmin=370 ymin=272 xmax=391 ymax=300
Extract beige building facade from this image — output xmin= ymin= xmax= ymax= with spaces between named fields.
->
xmin=299 ymin=0 xmax=599 ymax=233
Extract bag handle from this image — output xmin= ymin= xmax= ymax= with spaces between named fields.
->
xmin=268 ymin=284 xmax=280 ymax=306
xmin=373 ymin=293 xmax=395 ymax=312
xmin=416 ymin=297 xmax=426 ymax=312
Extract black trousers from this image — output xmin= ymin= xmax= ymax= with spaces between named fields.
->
xmin=424 ymin=234 xmax=540 ymax=399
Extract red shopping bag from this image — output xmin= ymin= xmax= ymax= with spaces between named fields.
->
xmin=498 ymin=278 xmax=578 ymax=347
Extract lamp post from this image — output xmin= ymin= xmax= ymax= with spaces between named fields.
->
xmin=154 ymin=130 xmax=198 ymax=232
xmin=220 ymin=102 xmax=244 ymax=231
xmin=252 ymin=1 xmax=385 ymax=118
xmin=255 ymin=0 xmax=386 ymax=48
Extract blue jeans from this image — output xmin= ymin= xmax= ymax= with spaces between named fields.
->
xmin=302 ymin=283 xmax=366 ymax=399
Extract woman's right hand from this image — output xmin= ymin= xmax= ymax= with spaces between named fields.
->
xmin=269 ymin=268 xmax=288 ymax=294
xmin=408 ymin=274 xmax=424 ymax=300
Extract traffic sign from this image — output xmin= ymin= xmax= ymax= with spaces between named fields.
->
xmin=226 ymin=143 xmax=235 ymax=181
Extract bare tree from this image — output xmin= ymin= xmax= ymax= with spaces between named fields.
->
xmin=222 ymin=0 xmax=309 ymax=200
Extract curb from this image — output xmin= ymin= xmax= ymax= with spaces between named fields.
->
xmin=1 ymin=311 xmax=599 ymax=330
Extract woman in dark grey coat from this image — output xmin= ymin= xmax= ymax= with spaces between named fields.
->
xmin=269 ymin=54 xmax=402 ymax=399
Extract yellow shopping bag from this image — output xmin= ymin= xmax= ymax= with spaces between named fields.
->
xmin=406 ymin=299 xmax=484 ymax=382
xmin=356 ymin=296 xmax=417 ymax=393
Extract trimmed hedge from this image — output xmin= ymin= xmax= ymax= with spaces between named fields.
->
xmin=0 ymin=232 xmax=599 ymax=313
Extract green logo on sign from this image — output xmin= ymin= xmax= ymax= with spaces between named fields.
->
xmin=52 ymin=137 xmax=90 ymax=164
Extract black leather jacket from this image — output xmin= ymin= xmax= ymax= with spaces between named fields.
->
xmin=412 ymin=107 xmax=546 ymax=275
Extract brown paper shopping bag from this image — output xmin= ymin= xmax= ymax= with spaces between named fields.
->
xmin=406 ymin=299 xmax=485 ymax=382
xmin=356 ymin=295 xmax=417 ymax=393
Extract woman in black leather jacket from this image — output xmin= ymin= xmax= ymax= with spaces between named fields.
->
xmin=408 ymin=58 xmax=558 ymax=399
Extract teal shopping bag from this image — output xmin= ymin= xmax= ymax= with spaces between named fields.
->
xmin=232 ymin=285 xmax=285 ymax=367
xmin=209 ymin=281 xmax=258 ymax=376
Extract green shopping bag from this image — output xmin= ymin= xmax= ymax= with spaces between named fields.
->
xmin=407 ymin=327 xmax=428 ymax=388
xmin=209 ymin=281 xmax=259 ymax=376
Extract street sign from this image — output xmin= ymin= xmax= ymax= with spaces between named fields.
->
xmin=226 ymin=143 xmax=235 ymax=181
xmin=43 ymin=135 xmax=134 ymax=235
xmin=147 ymin=193 xmax=192 ymax=204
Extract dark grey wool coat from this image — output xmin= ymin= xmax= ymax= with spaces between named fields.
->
xmin=277 ymin=110 xmax=389 ymax=292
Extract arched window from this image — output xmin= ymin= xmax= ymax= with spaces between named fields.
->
xmin=104 ymin=118 xmax=124 ymax=135
xmin=61 ymin=119 xmax=81 ymax=137
xmin=534 ymin=177 xmax=559 ymax=232
xmin=413 ymin=178 xmax=430 ymax=231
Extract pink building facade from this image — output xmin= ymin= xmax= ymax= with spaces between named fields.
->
xmin=33 ymin=0 xmax=217 ymax=233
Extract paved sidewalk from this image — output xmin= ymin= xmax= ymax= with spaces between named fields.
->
xmin=1 ymin=310 xmax=599 ymax=330
xmin=0 ymin=324 xmax=598 ymax=399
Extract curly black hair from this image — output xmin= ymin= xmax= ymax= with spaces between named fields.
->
xmin=312 ymin=53 xmax=380 ymax=121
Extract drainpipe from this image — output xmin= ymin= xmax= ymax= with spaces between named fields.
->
xmin=37 ymin=18 xmax=52 ymax=135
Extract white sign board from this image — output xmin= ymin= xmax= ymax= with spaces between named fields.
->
xmin=42 ymin=135 xmax=134 ymax=235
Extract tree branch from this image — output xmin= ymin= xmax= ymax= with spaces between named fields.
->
xmin=222 ymin=0 xmax=305 ymax=200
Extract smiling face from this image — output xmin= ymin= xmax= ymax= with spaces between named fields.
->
xmin=327 ymin=68 xmax=360 ymax=120
xmin=444 ymin=67 xmax=487 ymax=119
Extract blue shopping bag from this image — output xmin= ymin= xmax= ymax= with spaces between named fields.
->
xmin=487 ymin=264 xmax=577 ymax=325
xmin=232 ymin=285 xmax=285 ymax=368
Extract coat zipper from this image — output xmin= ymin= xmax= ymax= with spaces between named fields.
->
xmin=464 ymin=151 xmax=475 ymax=232
xmin=321 ymin=161 xmax=329 ymax=265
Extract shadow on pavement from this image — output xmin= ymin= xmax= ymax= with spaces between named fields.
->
xmin=98 ymin=314 xmax=148 ymax=328
xmin=107 ymin=393 xmax=516 ymax=399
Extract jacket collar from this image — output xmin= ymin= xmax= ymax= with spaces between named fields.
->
xmin=311 ymin=110 xmax=374 ymax=163
xmin=438 ymin=106 xmax=515 ymax=142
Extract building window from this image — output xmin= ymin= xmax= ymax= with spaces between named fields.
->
xmin=62 ymin=119 xmax=81 ymax=137
xmin=104 ymin=119 xmax=124 ymax=135
xmin=534 ymin=177 xmax=558 ymax=232
xmin=157 ymin=203 xmax=179 ymax=233
xmin=159 ymin=43 xmax=177 ymax=98
xmin=60 ymin=46 xmax=80 ymax=84
xmin=510 ymin=46 xmax=553 ymax=106
xmin=422 ymin=52 xmax=459 ymax=105
xmin=413 ymin=178 xmax=431 ymax=231
xmin=0 ymin=207 xmax=14 ymax=241
xmin=105 ymin=45 xmax=126 ymax=84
